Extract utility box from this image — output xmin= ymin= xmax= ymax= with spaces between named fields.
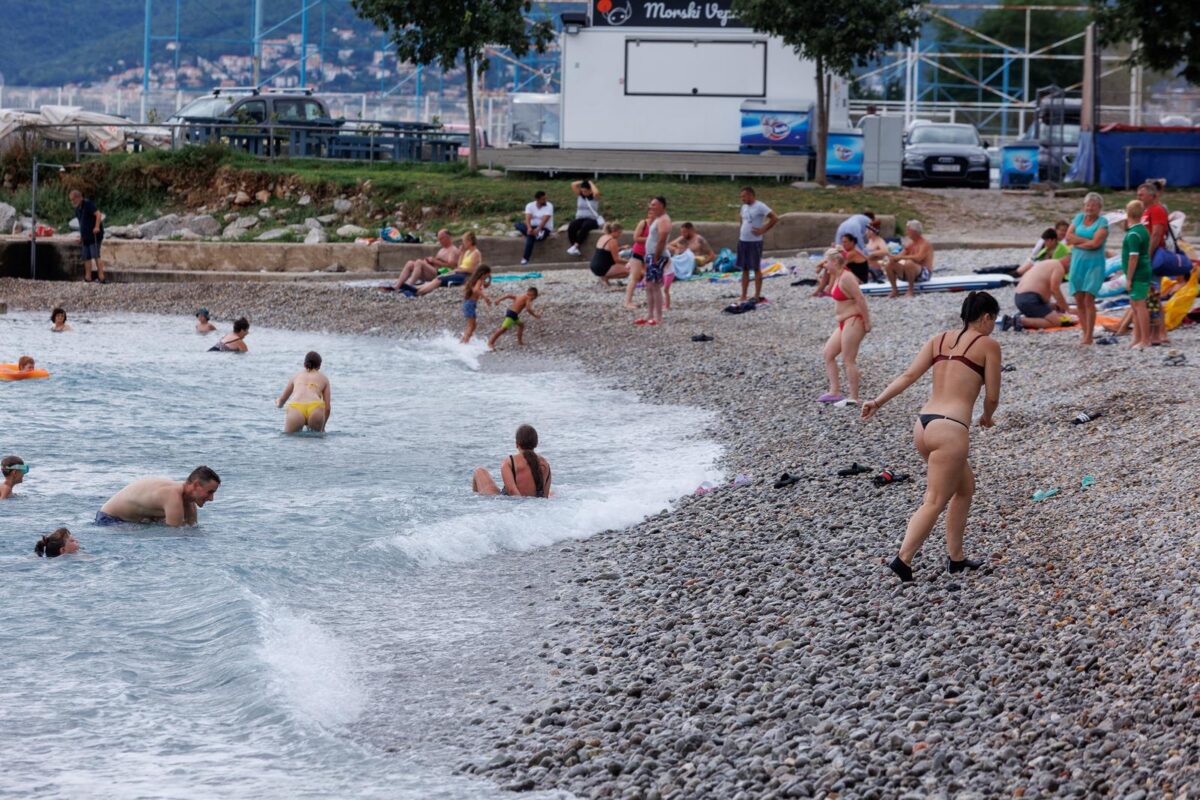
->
xmin=860 ymin=115 xmax=903 ymax=187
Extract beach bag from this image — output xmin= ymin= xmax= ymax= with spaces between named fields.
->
xmin=1152 ymin=227 xmax=1193 ymax=277
xmin=713 ymin=247 xmax=736 ymax=272
xmin=670 ymin=250 xmax=696 ymax=280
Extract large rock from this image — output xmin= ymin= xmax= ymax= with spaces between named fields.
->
xmin=336 ymin=224 xmax=369 ymax=238
xmin=185 ymin=214 xmax=222 ymax=238
xmin=138 ymin=214 xmax=185 ymax=240
xmin=304 ymin=227 xmax=328 ymax=245
xmin=297 ymin=193 xmax=312 ymax=207
xmin=233 ymin=190 xmax=252 ymax=206
xmin=303 ymin=217 xmax=323 ymax=231
xmin=221 ymin=216 xmax=259 ymax=240
xmin=254 ymin=189 xmax=272 ymax=205
xmin=333 ymin=198 xmax=352 ymax=214
xmin=0 ymin=202 xmax=16 ymax=234
xmin=105 ymin=224 xmax=141 ymax=239
xmin=257 ymin=207 xmax=275 ymax=220
xmin=255 ymin=227 xmax=292 ymax=242
xmin=316 ymin=214 xmax=338 ymax=225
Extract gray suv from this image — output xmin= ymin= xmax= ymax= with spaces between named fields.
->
xmin=169 ymin=88 xmax=335 ymax=127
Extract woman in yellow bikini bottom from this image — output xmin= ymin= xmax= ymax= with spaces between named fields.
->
xmin=275 ymin=351 xmax=331 ymax=433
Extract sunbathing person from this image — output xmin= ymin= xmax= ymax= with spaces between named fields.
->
xmin=1016 ymin=223 xmax=1070 ymax=276
xmin=415 ymin=232 xmax=482 ymax=296
xmin=865 ymin=224 xmax=890 ymax=281
xmin=1004 ymin=257 xmax=1075 ymax=330
xmin=1 ymin=455 xmax=28 ymax=500
xmin=96 ymin=466 xmax=221 ymax=527
xmin=669 ymin=223 xmax=716 ymax=267
xmin=276 ymin=351 xmax=331 ymax=433
xmin=392 ymin=229 xmax=460 ymax=290
xmin=813 ymin=234 xmax=871 ymax=295
xmin=590 ymin=222 xmax=631 ymax=286
xmin=862 ymin=292 xmax=1002 ymax=583
xmin=472 ymin=424 xmax=552 ymax=498
xmin=35 ymin=528 xmax=80 ymax=558
xmin=884 ymin=220 xmax=934 ymax=297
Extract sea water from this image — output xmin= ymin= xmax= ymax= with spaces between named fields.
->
xmin=0 ymin=312 xmax=721 ymax=799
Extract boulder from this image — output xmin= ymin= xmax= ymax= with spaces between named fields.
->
xmin=336 ymin=224 xmax=369 ymax=238
xmin=0 ymin=202 xmax=16 ymax=234
xmin=223 ymin=212 xmax=239 ymax=222
xmin=258 ymin=207 xmax=275 ymax=220
xmin=233 ymin=190 xmax=252 ymax=206
xmin=105 ymin=224 xmax=140 ymax=239
xmin=255 ymin=228 xmax=292 ymax=242
xmin=221 ymin=216 xmax=259 ymax=239
xmin=333 ymin=198 xmax=352 ymax=214
xmin=138 ymin=214 xmax=185 ymax=240
xmin=254 ymin=189 xmax=272 ymax=205
xmin=303 ymin=217 xmax=324 ymax=231
xmin=185 ymin=214 xmax=222 ymax=238
xmin=304 ymin=227 xmax=328 ymax=245
xmin=316 ymin=214 xmax=338 ymax=225
xmin=297 ymin=193 xmax=312 ymax=207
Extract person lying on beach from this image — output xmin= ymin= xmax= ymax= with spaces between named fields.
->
xmin=1016 ymin=223 xmax=1070 ymax=276
xmin=472 ymin=425 xmax=552 ymax=498
xmin=276 ymin=351 xmax=331 ymax=433
xmin=884 ymin=220 xmax=934 ymax=298
xmin=487 ymin=287 xmax=540 ymax=350
xmin=1 ymin=455 xmax=28 ymax=500
xmin=96 ymin=466 xmax=221 ymax=527
xmin=50 ymin=308 xmax=73 ymax=332
xmin=35 ymin=528 xmax=80 ymax=558
xmin=819 ymin=252 xmax=871 ymax=408
xmin=862 ymin=292 xmax=1002 ymax=583
xmin=1004 ymin=257 xmax=1075 ymax=331
xmin=461 ymin=265 xmax=493 ymax=344
xmin=209 ymin=318 xmax=249 ymax=352
xmin=195 ymin=308 xmax=217 ymax=333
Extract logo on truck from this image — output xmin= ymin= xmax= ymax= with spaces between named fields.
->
xmin=596 ymin=0 xmax=633 ymax=24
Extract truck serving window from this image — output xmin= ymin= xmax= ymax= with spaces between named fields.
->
xmin=624 ymin=39 xmax=767 ymax=97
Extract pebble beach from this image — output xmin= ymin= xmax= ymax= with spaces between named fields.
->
xmin=3 ymin=246 xmax=1200 ymax=798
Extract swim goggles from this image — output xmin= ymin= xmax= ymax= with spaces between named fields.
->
xmin=2 ymin=463 xmax=29 ymax=475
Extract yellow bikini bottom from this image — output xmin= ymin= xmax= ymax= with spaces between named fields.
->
xmin=286 ymin=400 xmax=324 ymax=420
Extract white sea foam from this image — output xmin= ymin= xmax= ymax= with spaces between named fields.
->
xmin=259 ymin=605 xmax=366 ymax=728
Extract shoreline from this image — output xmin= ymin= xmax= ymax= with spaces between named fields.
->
xmin=4 ymin=255 xmax=1200 ymax=797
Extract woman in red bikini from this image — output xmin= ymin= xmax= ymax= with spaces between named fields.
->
xmin=819 ymin=252 xmax=872 ymax=408
xmin=861 ymin=292 xmax=1002 ymax=583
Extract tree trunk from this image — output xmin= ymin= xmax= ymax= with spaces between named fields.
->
xmin=466 ymin=53 xmax=479 ymax=171
xmin=814 ymin=56 xmax=828 ymax=186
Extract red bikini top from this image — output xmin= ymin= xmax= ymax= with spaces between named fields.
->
xmin=932 ymin=332 xmax=986 ymax=378
xmin=830 ymin=282 xmax=850 ymax=302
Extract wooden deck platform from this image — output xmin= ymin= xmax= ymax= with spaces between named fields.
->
xmin=481 ymin=147 xmax=809 ymax=180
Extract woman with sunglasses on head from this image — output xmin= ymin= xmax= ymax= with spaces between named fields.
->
xmin=861 ymin=292 xmax=1002 ymax=583
xmin=1 ymin=455 xmax=29 ymax=500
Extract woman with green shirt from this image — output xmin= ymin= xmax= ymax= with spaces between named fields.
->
xmin=1066 ymin=193 xmax=1109 ymax=345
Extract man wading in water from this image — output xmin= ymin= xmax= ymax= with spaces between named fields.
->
xmin=96 ymin=466 xmax=221 ymax=527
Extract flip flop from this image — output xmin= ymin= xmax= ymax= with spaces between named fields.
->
xmin=773 ymin=473 xmax=801 ymax=489
xmin=837 ymin=462 xmax=872 ymax=477
xmin=1096 ymin=335 xmax=1118 ymax=345
xmin=1032 ymin=488 xmax=1060 ymax=502
xmin=1001 ymin=364 xmax=1017 ymax=372
xmin=1081 ymin=476 xmax=1096 ymax=490
xmin=873 ymin=469 xmax=911 ymax=487
xmin=691 ymin=333 xmax=714 ymax=342
xmin=817 ymin=393 xmax=844 ymax=403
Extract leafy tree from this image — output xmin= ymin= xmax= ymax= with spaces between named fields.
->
xmin=1090 ymin=0 xmax=1198 ymax=83
xmin=351 ymin=0 xmax=553 ymax=169
xmin=732 ymin=0 xmax=922 ymax=184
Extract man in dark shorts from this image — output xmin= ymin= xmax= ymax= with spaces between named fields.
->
xmin=1004 ymin=257 xmax=1074 ymax=330
xmin=736 ymin=187 xmax=778 ymax=302
xmin=70 ymin=190 xmax=106 ymax=283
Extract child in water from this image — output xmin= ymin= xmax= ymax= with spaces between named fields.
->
xmin=1 ymin=455 xmax=28 ymax=500
xmin=461 ymin=265 xmax=493 ymax=344
xmin=195 ymin=308 xmax=217 ymax=333
xmin=35 ymin=528 xmax=80 ymax=558
xmin=16 ymin=356 xmax=36 ymax=373
xmin=50 ymin=308 xmax=72 ymax=332
xmin=487 ymin=287 xmax=540 ymax=350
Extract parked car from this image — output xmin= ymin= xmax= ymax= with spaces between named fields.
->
xmin=168 ymin=87 xmax=339 ymax=128
xmin=902 ymin=122 xmax=991 ymax=188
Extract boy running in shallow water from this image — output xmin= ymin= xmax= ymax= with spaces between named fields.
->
xmin=488 ymin=287 xmax=540 ymax=350
xmin=461 ymin=265 xmax=493 ymax=344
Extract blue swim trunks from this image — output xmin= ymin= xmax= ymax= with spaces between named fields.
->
xmin=644 ymin=255 xmax=666 ymax=284
xmin=94 ymin=510 xmax=126 ymax=526
xmin=463 ymin=299 xmax=477 ymax=319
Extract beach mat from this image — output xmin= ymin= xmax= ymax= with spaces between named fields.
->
xmin=860 ymin=274 xmax=1016 ymax=296
xmin=1027 ymin=314 xmax=1122 ymax=333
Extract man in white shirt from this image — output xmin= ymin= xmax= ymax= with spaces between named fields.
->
xmin=736 ymin=186 xmax=779 ymax=302
xmin=516 ymin=191 xmax=554 ymax=265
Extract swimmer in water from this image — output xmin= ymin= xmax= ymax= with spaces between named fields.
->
xmin=15 ymin=356 xmax=37 ymax=373
xmin=861 ymin=292 xmax=1002 ymax=583
xmin=50 ymin=307 xmax=73 ymax=332
xmin=35 ymin=528 xmax=80 ymax=558
xmin=487 ymin=287 xmax=540 ymax=350
xmin=472 ymin=424 xmax=552 ymax=498
xmin=209 ymin=318 xmax=249 ymax=352
xmin=195 ymin=308 xmax=217 ymax=333
xmin=1 ymin=455 xmax=28 ymax=500
xmin=275 ymin=351 xmax=331 ymax=433
xmin=96 ymin=466 xmax=221 ymax=527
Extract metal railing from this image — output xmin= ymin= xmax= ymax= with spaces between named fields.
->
xmin=4 ymin=119 xmax=468 ymax=164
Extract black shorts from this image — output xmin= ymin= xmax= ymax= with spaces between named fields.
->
xmin=736 ymin=240 xmax=764 ymax=272
xmin=439 ymin=271 xmax=468 ymax=287
xmin=847 ymin=262 xmax=869 ymax=284
xmin=1014 ymin=291 xmax=1053 ymax=319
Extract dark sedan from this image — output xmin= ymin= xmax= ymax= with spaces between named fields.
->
xmin=902 ymin=123 xmax=991 ymax=188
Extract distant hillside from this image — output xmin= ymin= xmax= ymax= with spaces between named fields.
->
xmin=0 ymin=0 xmax=365 ymax=87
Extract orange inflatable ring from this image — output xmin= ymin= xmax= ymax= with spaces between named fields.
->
xmin=0 ymin=363 xmax=50 ymax=380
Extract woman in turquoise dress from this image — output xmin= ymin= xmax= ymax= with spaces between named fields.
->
xmin=1066 ymin=192 xmax=1109 ymax=345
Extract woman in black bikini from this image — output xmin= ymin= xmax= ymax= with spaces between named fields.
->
xmin=861 ymin=292 xmax=1001 ymax=582
xmin=471 ymin=424 xmax=552 ymax=498
xmin=209 ymin=317 xmax=249 ymax=352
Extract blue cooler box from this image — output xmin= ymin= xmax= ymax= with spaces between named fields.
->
xmin=1001 ymin=144 xmax=1038 ymax=188
xmin=825 ymin=129 xmax=864 ymax=185
xmin=739 ymin=101 xmax=812 ymax=154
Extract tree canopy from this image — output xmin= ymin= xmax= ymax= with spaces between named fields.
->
xmin=1091 ymin=0 xmax=1199 ymax=83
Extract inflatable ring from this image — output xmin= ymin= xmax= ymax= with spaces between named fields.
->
xmin=0 ymin=363 xmax=50 ymax=380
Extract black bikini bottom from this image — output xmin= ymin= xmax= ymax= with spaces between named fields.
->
xmin=918 ymin=413 xmax=969 ymax=430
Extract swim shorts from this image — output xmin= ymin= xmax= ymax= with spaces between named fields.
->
xmin=644 ymin=255 xmax=665 ymax=284
xmin=1014 ymin=291 xmax=1053 ymax=319
xmin=462 ymin=299 xmax=477 ymax=319
xmin=917 ymin=267 xmax=931 ymax=282
xmin=440 ymin=272 xmax=468 ymax=287
xmin=1147 ymin=283 xmax=1163 ymax=321
xmin=736 ymin=240 xmax=764 ymax=273
xmin=94 ymin=510 xmax=126 ymax=526
xmin=501 ymin=309 xmax=521 ymax=330
xmin=1128 ymin=279 xmax=1151 ymax=302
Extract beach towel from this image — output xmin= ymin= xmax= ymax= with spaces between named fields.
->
xmin=1028 ymin=314 xmax=1122 ymax=334
xmin=671 ymin=251 xmax=697 ymax=280
xmin=713 ymin=248 xmax=736 ymax=272
xmin=491 ymin=272 xmax=543 ymax=282
xmin=708 ymin=262 xmax=787 ymax=284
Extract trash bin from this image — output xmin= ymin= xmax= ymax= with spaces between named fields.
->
xmin=825 ymin=129 xmax=864 ymax=186
xmin=1000 ymin=144 xmax=1039 ymax=189
xmin=739 ymin=100 xmax=812 ymax=154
